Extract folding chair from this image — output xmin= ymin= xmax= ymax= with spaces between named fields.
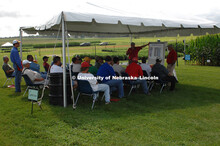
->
xmin=75 ymin=80 xmax=104 ymax=109
xmin=22 ymin=74 xmax=44 ymax=97
xmin=150 ymin=72 xmax=168 ymax=93
xmin=115 ymin=72 xmax=120 ymax=77
xmin=121 ymin=72 xmax=141 ymax=96
xmin=3 ymin=70 xmax=14 ymax=87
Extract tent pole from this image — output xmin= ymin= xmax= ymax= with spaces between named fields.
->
xmin=130 ymin=34 xmax=133 ymax=43
xmin=19 ymin=28 xmax=23 ymax=60
xmin=62 ymin=12 xmax=67 ymax=108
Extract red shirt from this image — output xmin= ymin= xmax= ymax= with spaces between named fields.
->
xmin=167 ymin=49 xmax=177 ymax=64
xmin=43 ymin=62 xmax=50 ymax=72
xmin=127 ymin=47 xmax=142 ymax=60
xmin=125 ymin=62 xmax=143 ymax=78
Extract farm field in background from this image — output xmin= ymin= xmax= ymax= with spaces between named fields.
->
xmin=0 ymin=36 xmax=220 ymax=145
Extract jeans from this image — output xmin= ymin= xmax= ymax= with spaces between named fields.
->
xmin=40 ymin=72 xmax=47 ymax=79
xmin=94 ymin=84 xmax=110 ymax=103
xmin=105 ymin=80 xmax=124 ymax=98
xmin=11 ymin=71 xmax=16 ymax=77
xmin=13 ymin=64 xmax=21 ymax=92
xmin=130 ymin=79 xmax=148 ymax=94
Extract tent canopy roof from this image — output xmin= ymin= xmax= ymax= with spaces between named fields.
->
xmin=22 ymin=11 xmax=220 ymax=36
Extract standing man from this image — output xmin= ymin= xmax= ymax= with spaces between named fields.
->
xmin=126 ymin=42 xmax=149 ymax=64
xmin=166 ymin=44 xmax=177 ymax=76
xmin=10 ymin=40 xmax=22 ymax=92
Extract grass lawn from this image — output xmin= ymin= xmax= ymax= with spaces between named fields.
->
xmin=0 ymin=37 xmax=220 ymax=145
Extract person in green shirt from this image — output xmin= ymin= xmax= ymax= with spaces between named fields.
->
xmin=84 ymin=57 xmax=98 ymax=76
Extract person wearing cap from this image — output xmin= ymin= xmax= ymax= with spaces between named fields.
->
xmin=125 ymin=57 xmax=150 ymax=95
xmin=2 ymin=56 xmax=15 ymax=77
xmin=112 ymin=57 xmax=125 ymax=76
xmin=167 ymin=44 xmax=177 ymax=76
xmin=152 ymin=58 xmax=176 ymax=91
xmin=43 ymin=56 xmax=50 ymax=72
xmin=71 ymin=57 xmax=81 ymax=73
xmin=10 ymin=40 xmax=22 ymax=92
xmin=22 ymin=60 xmax=48 ymax=85
xmin=97 ymin=56 xmax=124 ymax=98
xmin=126 ymin=42 xmax=149 ymax=64
xmin=84 ymin=57 xmax=98 ymax=76
xmin=77 ymin=62 xmax=111 ymax=104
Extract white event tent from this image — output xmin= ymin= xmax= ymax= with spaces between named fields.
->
xmin=20 ymin=11 xmax=220 ymax=107
xmin=1 ymin=42 xmax=13 ymax=48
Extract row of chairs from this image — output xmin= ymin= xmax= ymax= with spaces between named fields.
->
xmin=20 ymin=70 xmax=168 ymax=110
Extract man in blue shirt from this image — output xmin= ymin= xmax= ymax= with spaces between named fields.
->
xmin=27 ymin=55 xmax=47 ymax=79
xmin=97 ymin=56 xmax=124 ymax=98
xmin=10 ymin=40 xmax=22 ymax=92
xmin=27 ymin=55 xmax=40 ymax=72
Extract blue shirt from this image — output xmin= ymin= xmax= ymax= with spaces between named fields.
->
xmin=97 ymin=63 xmax=115 ymax=83
xmin=10 ymin=47 xmax=22 ymax=69
xmin=30 ymin=62 xmax=40 ymax=73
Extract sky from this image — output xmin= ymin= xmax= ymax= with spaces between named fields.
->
xmin=0 ymin=0 xmax=220 ymax=37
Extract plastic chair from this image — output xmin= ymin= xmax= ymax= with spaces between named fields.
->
xmin=3 ymin=70 xmax=14 ymax=87
xmin=75 ymin=80 xmax=104 ymax=109
xmin=22 ymin=74 xmax=44 ymax=97
xmin=150 ymin=72 xmax=168 ymax=93
xmin=121 ymin=72 xmax=140 ymax=96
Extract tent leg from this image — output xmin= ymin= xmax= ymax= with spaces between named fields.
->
xmin=19 ymin=28 xmax=23 ymax=60
xmin=62 ymin=12 xmax=67 ymax=108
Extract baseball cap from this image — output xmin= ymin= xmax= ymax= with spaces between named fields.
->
xmin=132 ymin=57 xmax=138 ymax=62
xmin=81 ymin=62 xmax=91 ymax=68
xmin=22 ymin=60 xmax=31 ymax=65
xmin=84 ymin=57 xmax=91 ymax=62
xmin=156 ymin=57 xmax=162 ymax=62
xmin=43 ymin=56 xmax=49 ymax=60
xmin=12 ymin=40 xmax=20 ymax=44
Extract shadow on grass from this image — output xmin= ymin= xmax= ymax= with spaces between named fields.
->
xmin=46 ymin=83 xmax=220 ymax=128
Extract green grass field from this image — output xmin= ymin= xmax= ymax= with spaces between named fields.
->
xmin=0 ymin=37 xmax=220 ymax=145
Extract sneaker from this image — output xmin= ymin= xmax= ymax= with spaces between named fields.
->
xmin=105 ymin=102 xmax=111 ymax=105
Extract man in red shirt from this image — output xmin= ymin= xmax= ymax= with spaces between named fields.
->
xmin=126 ymin=42 xmax=149 ymax=64
xmin=167 ymin=44 xmax=177 ymax=76
xmin=43 ymin=56 xmax=50 ymax=72
xmin=125 ymin=57 xmax=150 ymax=95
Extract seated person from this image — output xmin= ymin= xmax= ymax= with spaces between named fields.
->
xmin=112 ymin=57 xmax=125 ymax=76
xmin=97 ymin=56 xmax=124 ymax=98
xmin=77 ymin=62 xmax=110 ymax=104
xmin=140 ymin=57 xmax=151 ymax=76
xmin=22 ymin=60 xmax=48 ymax=85
xmin=51 ymin=56 xmax=77 ymax=88
xmin=51 ymin=55 xmax=62 ymax=66
xmin=27 ymin=55 xmax=47 ymax=79
xmin=50 ymin=56 xmax=63 ymax=73
xmin=70 ymin=57 xmax=81 ymax=73
xmin=152 ymin=58 xmax=176 ymax=91
xmin=27 ymin=55 xmax=40 ymax=72
xmin=2 ymin=56 xmax=15 ymax=77
xmin=125 ymin=57 xmax=149 ymax=95
xmin=95 ymin=56 xmax=103 ymax=69
xmin=43 ymin=56 xmax=50 ymax=72
xmin=84 ymin=57 xmax=98 ymax=76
